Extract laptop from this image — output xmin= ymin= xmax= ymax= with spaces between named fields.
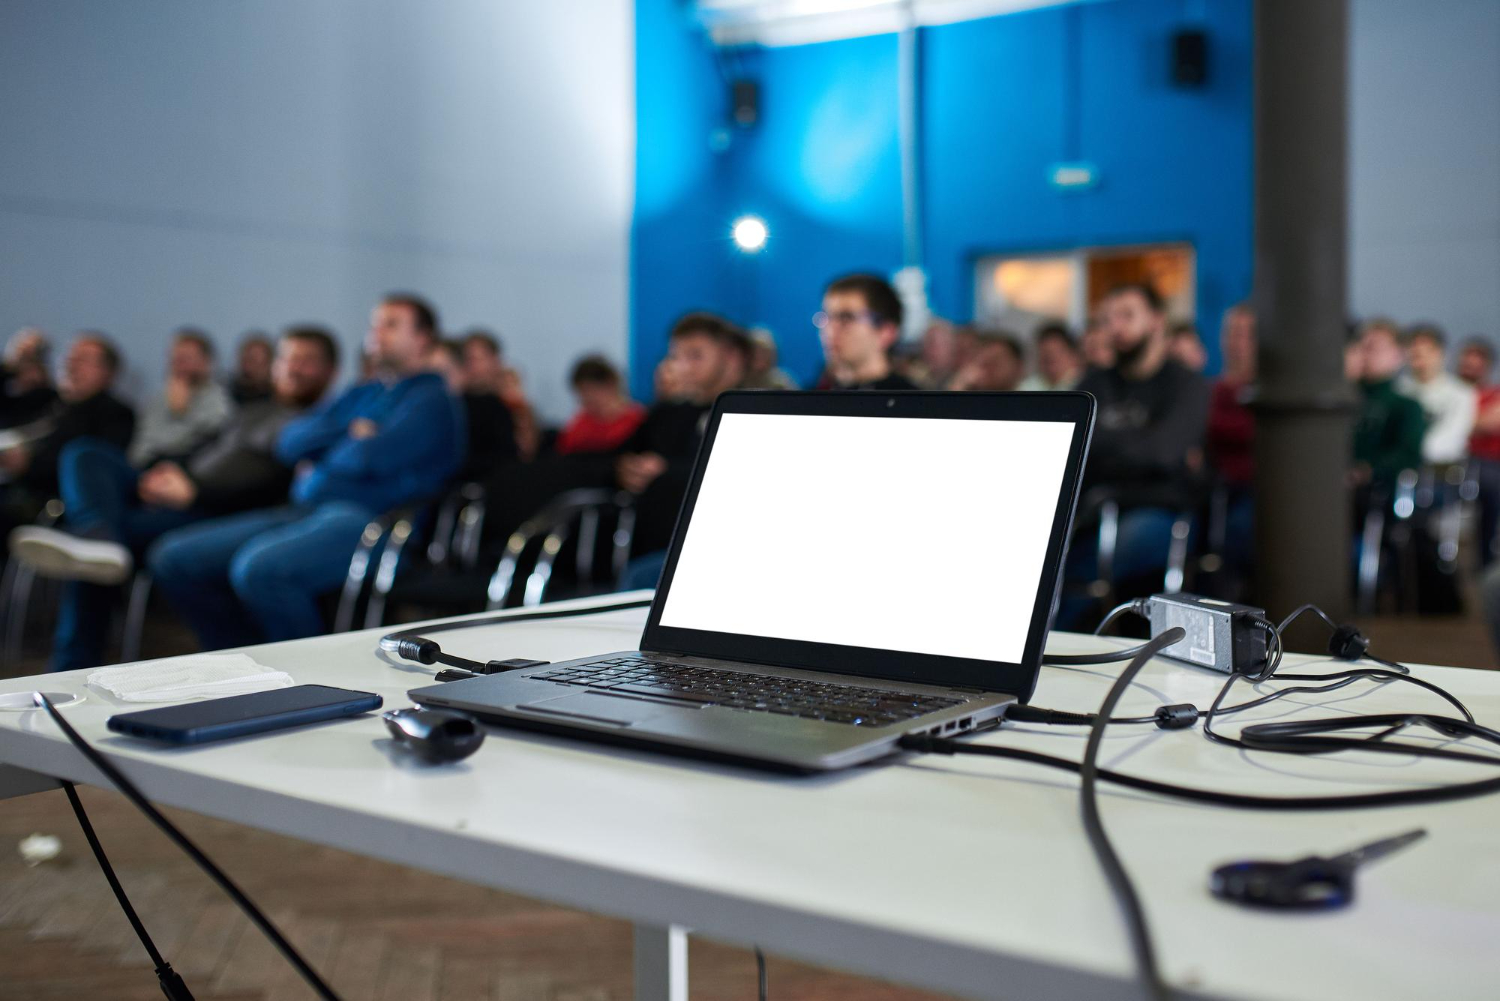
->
xmin=410 ymin=390 xmax=1096 ymax=772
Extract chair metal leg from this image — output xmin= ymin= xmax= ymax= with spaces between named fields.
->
xmin=455 ymin=499 xmax=486 ymax=569
xmin=4 ymin=564 xmax=36 ymax=669
xmin=524 ymin=529 xmax=570 ymax=606
xmin=1163 ymin=513 xmax=1192 ymax=594
xmin=335 ymin=520 xmax=387 ymax=633
xmin=612 ymin=507 xmax=636 ymax=585
xmin=120 ymin=573 xmax=153 ymax=663
xmin=576 ymin=507 xmax=599 ymax=582
xmin=1089 ymin=500 xmax=1120 ymax=605
xmin=1357 ymin=507 xmax=1385 ymax=616
xmin=364 ymin=516 xmax=417 ymax=630
xmin=487 ymin=533 xmax=529 ymax=610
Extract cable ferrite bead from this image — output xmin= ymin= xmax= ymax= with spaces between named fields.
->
xmin=1153 ymin=704 xmax=1200 ymax=729
xmin=1327 ymin=624 xmax=1371 ymax=661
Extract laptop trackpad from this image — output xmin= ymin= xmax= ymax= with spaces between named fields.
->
xmin=515 ymin=692 xmax=675 ymax=728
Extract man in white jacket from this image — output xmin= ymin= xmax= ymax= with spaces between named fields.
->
xmin=1399 ymin=324 xmax=1475 ymax=466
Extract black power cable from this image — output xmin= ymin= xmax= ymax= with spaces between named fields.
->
xmin=34 ymin=693 xmax=343 ymax=1001
xmin=379 ymin=597 xmax=655 ymax=674
xmin=900 ymin=610 xmax=1500 ymax=998
xmin=1073 ymin=627 xmax=1184 ymax=999
xmin=1031 ymin=600 xmax=1433 ymax=730
xmin=61 ymin=781 xmax=194 ymax=1000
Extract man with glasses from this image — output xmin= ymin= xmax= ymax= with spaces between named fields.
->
xmin=814 ymin=274 xmax=918 ymax=391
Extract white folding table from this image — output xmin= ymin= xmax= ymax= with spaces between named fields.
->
xmin=2 ymin=592 xmax=1497 ymax=1000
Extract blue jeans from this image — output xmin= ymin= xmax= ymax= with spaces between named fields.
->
xmin=1057 ymin=507 xmax=1181 ymax=630
xmin=148 ymin=502 xmax=375 ymax=651
xmin=50 ymin=438 xmax=204 ymax=671
xmin=619 ymin=550 xmax=668 ymax=592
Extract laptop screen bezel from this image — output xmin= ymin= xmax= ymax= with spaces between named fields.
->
xmin=638 ymin=390 xmax=1096 ymax=703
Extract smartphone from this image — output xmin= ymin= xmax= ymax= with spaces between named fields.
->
xmin=108 ymin=685 xmax=383 ymax=745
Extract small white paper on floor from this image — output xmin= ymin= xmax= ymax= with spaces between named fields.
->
xmin=87 ymin=653 xmax=294 ymax=702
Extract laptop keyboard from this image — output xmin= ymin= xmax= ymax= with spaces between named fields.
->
xmin=528 ymin=656 xmax=967 ymax=726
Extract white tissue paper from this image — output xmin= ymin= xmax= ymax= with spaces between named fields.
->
xmin=87 ymin=653 xmax=294 ymax=702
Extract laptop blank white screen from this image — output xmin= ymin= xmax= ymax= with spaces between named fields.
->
xmin=658 ymin=412 xmax=1077 ymax=663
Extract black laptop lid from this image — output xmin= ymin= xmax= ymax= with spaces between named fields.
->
xmin=639 ymin=391 xmax=1096 ymax=702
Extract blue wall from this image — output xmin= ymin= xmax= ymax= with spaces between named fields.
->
xmin=632 ymin=0 xmax=1254 ymax=393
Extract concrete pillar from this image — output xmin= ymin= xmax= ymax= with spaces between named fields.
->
xmin=1251 ymin=0 xmax=1356 ymax=620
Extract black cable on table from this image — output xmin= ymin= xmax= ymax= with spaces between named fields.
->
xmin=1075 ymin=627 xmax=1183 ymax=1001
xmin=1040 ymin=600 xmax=1157 ymax=667
xmin=379 ymin=597 xmax=655 ymax=674
xmin=34 ymin=693 xmax=343 ymax=1001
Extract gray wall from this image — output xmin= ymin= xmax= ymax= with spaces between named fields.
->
xmin=0 ymin=0 xmax=633 ymax=420
xmin=1350 ymin=0 xmax=1500 ymax=342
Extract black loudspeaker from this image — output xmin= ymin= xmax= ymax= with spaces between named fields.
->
xmin=731 ymin=78 xmax=759 ymax=127
xmin=1171 ymin=29 xmax=1209 ymax=88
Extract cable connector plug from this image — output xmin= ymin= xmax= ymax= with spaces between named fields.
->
xmin=156 ymin=963 xmax=194 ymax=1000
xmin=1152 ymin=703 xmax=1199 ymax=729
xmin=381 ymin=636 xmax=440 ymax=665
xmin=1005 ymin=704 xmax=1097 ymax=726
xmin=475 ymin=658 xmax=550 ymax=675
xmin=896 ymin=733 xmax=956 ymax=754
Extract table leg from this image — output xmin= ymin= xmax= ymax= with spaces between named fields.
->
xmin=633 ymin=922 xmax=688 ymax=1001
xmin=0 ymin=764 xmax=57 ymax=802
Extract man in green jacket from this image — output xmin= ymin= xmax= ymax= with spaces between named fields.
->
xmin=1351 ymin=319 xmax=1426 ymax=491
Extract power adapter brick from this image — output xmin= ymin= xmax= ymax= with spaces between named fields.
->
xmin=1144 ymin=593 xmax=1269 ymax=675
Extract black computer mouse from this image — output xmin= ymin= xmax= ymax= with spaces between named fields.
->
xmin=382 ymin=707 xmax=485 ymax=764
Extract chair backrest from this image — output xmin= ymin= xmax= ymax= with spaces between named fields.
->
xmin=486 ymin=489 xmax=636 ymax=609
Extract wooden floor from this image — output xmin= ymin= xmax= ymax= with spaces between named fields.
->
xmin=0 ymin=785 xmax=953 ymax=1001
xmin=1 ymin=594 xmax=1495 ymax=1000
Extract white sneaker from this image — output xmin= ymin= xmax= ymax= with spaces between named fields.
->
xmin=9 ymin=526 xmax=133 ymax=585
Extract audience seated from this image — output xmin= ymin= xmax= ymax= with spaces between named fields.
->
xmin=1066 ymin=283 xmax=1209 ymax=598
xmin=145 ymin=294 xmax=464 ymax=649
xmin=129 ymin=328 xmax=233 ymax=468
xmin=1350 ymin=319 xmax=1426 ymax=493
xmin=743 ymin=328 xmax=798 ymax=391
xmin=1076 ymin=284 xmax=1210 ymax=500
xmin=461 ymin=329 xmax=539 ymax=462
xmin=21 ymin=261 xmax=1499 ymax=655
xmin=1399 ymin=323 xmax=1474 ymax=466
xmin=0 ymin=334 xmax=135 ymax=537
xmin=429 ymin=339 xmax=518 ymax=480
xmin=9 ymin=327 xmax=340 ymax=670
xmin=557 ymin=355 xmax=646 ymax=454
xmin=1018 ymin=323 xmax=1083 ymax=391
xmin=616 ymin=313 xmax=747 ymax=546
xmin=946 ymin=331 xmax=1025 ymax=391
xmin=1206 ymin=305 xmax=1256 ymax=489
xmin=899 ymin=318 xmax=958 ymax=389
xmin=1080 ymin=312 xmax=1115 ymax=371
xmin=1459 ymin=338 xmax=1500 ymax=566
xmin=481 ymin=312 xmax=747 ymax=592
xmin=814 ymin=274 xmax=918 ymax=391
xmin=1168 ymin=321 xmax=1208 ymax=373
xmin=0 ymin=328 xmax=58 ymax=428
xmin=229 ymin=332 xmax=275 ymax=405
xmin=1205 ymin=304 xmax=1257 ymax=576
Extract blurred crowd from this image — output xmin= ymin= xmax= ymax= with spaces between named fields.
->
xmin=3 ymin=270 xmax=1495 ymax=671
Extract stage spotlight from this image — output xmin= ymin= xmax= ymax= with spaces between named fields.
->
xmin=732 ymin=215 xmax=768 ymax=252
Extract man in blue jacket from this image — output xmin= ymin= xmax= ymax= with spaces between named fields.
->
xmin=149 ymin=294 xmax=464 ymax=649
